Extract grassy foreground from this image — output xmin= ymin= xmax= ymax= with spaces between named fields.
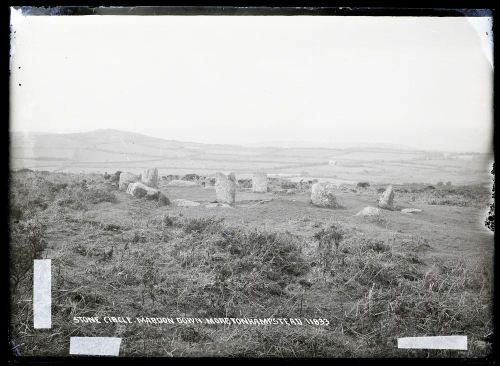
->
xmin=9 ymin=170 xmax=493 ymax=358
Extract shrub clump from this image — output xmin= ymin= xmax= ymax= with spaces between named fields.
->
xmin=237 ymin=178 xmax=252 ymax=189
xmin=168 ymin=217 xmax=310 ymax=316
xmin=182 ymin=173 xmax=200 ymax=181
xmin=55 ymin=184 xmax=116 ymax=209
xmin=10 ymin=219 xmax=48 ymax=292
xmin=313 ymin=223 xmax=344 ymax=274
xmin=9 ymin=173 xmax=67 ymax=219
xmin=357 ymin=182 xmax=370 ymax=188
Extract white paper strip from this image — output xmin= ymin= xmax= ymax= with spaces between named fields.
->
xmin=69 ymin=337 xmax=122 ymax=356
xmin=398 ymin=336 xmax=467 ymax=350
xmin=33 ymin=259 xmax=51 ymax=329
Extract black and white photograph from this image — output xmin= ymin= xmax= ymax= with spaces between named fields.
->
xmin=8 ymin=6 xmax=495 ymax=359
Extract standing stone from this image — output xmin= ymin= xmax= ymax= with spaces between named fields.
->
xmin=141 ymin=168 xmax=158 ymax=188
xmin=252 ymin=172 xmax=268 ymax=193
xmin=118 ymin=172 xmax=140 ymax=191
xmin=378 ymin=185 xmax=395 ymax=209
xmin=215 ymin=172 xmax=236 ymax=205
xmin=311 ymin=182 xmax=340 ymax=208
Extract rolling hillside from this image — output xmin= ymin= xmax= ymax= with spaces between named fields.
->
xmin=10 ymin=129 xmax=493 ymax=185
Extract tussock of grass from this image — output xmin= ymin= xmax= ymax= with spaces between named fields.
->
xmin=55 ymin=184 xmax=116 ymax=209
xmin=10 ymin=171 xmax=117 ymax=218
xmin=165 ymin=217 xmax=310 ymax=317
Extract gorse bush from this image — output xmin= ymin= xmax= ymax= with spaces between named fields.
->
xmin=166 ymin=217 xmax=310 ymax=317
xmin=84 ymin=186 xmax=117 ymax=204
xmin=10 ymin=171 xmax=117 ymax=217
xmin=237 ymin=178 xmax=252 ymax=189
xmin=56 ymin=183 xmax=116 ymax=209
xmin=313 ymin=223 xmax=344 ymax=275
xmin=182 ymin=173 xmax=200 ymax=181
xmin=280 ymin=180 xmax=299 ymax=190
xmin=9 ymin=173 xmax=67 ymax=220
xmin=182 ymin=217 xmax=224 ymax=234
xmin=10 ymin=219 xmax=48 ymax=293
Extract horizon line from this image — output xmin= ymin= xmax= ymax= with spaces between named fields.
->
xmin=9 ymin=128 xmax=493 ymax=155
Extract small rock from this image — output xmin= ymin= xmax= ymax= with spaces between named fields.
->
xmin=206 ymin=202 xmax=233 ymax=209
xmin=401 ymin=208 xmax=422 ymax=214
xmin=172 ymin=199 xmax=201 ymax=207
xmin=355 ymin=206 xmax=381 ymax=216
xmin=167 ymin=180 xmax=198 ymax=187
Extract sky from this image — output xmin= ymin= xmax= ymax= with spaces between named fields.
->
xmin=10 ymin=10 xmax=494 ymax=153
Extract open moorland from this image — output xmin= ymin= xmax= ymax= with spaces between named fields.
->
xmin=9 ymin=163 xmax=494 ymax=357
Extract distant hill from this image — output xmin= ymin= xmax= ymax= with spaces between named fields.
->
xmin=9 ymin=129 xmax=493 ymax=185
xmin=244 ymin=140 xmax=423 ymax=152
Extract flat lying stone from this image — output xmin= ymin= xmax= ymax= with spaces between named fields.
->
xmin=355 ymin=206 xmax=381 ymax=216
xmin=167 ymin=180 xmax=198 ymax=187
xmin=401 ymin=208 xmax=422 ymax=214
xmin=127 ymin=182 xmax=160 ymax=199
xmin=205 ymin=202 xmax=234 ymax=209
xmin=172 ymin=199 xmax=201 ymax=207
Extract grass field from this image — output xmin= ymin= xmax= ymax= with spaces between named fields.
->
xmin=9 ymin=169 xmax=494 ymax=358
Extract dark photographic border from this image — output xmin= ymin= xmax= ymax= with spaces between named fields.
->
xmin=4 ymin=3 xmax=496 ymax=365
